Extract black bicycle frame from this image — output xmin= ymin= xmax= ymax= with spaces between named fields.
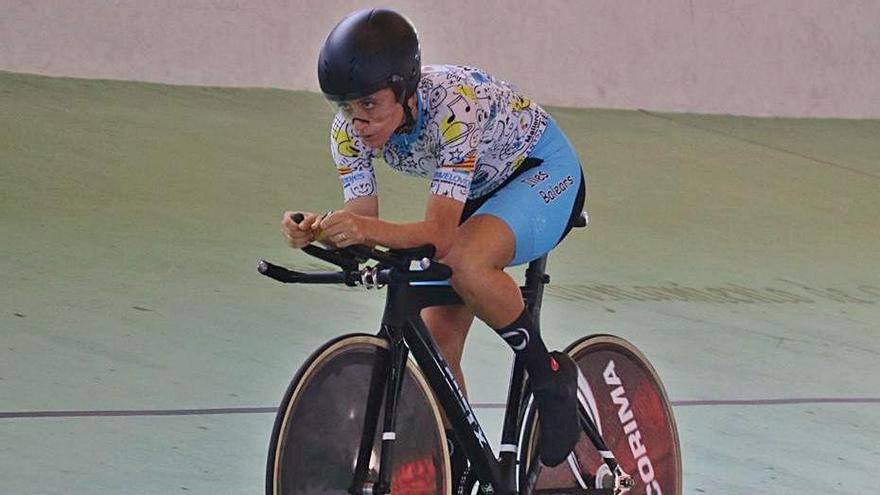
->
xmin=261 ymin=212 xmax=618 ymax=494
xmin=347 ymin=256 xmax=552 ymax=495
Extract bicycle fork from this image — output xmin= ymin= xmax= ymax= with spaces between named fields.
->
xmin=348 ymin=331 xmax=409 ymax=495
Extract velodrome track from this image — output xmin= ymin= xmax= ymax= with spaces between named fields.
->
xmin=2 ymin=71 xmax=878 ymax=494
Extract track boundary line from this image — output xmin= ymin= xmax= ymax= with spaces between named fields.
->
xmin=2 ymin=397 xmax=878 ymax=419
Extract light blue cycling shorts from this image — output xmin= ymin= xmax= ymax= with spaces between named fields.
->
xmin=462 ymin=117 xmax=586 ymax=266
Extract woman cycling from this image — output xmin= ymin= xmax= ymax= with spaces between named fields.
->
xmin=281 ymin=7 xmax=587 ymax=471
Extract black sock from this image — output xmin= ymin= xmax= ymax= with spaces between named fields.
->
xmin=492 ymin=307 xmax=555 ymax=388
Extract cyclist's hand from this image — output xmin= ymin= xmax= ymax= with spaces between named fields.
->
xmin=281 ymin=211 xmax=318 ymax=248
xmin=318 ymin=210 xmax=368 ymax=248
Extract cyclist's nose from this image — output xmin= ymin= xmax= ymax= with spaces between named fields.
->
xmin=352 ymin=117 xmax=369 ymax=134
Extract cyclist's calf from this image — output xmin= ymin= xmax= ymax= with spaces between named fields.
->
xmin=421 ymin=305 xmax=474 ymax=396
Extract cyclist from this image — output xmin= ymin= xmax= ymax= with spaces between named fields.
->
xmin=281 ymin=8 xmax=586 ymax=470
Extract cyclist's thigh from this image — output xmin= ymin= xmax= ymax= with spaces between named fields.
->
xmin=470 ymin=119 xmax=585 ymax=266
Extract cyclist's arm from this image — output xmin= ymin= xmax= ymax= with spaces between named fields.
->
xmin=344 ymin=196 xmax=378 ymax=217
xmin=356 ymin=121 xmax=477 ymax=257
xmin=358 ymin=194 xmax=463 ymax=258
xmin=330 ymin=80 xmax=481 ymax=255
xmin=357 ymin=83 xmax=483 ymax=257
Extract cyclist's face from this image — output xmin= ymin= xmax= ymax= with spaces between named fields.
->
xmin=333 ymin=89 xmax=403 ymax=148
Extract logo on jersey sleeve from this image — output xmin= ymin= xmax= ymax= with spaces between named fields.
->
xmin=440 ymin=150 xmax=477 ymax=172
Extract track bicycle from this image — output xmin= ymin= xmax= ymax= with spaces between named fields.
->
xmin=259 ymin=213 xmax=681 ymax=494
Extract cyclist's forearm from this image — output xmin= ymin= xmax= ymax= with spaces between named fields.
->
xmin=361 ymin=216 xmax=454 ymax=256
xmin=343 ymin=196 xmax=378 ymax=217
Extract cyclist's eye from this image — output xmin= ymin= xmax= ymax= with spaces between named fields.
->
xmin=362 ymin=101 xmax=376 ymax=110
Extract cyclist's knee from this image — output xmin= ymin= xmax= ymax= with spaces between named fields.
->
xmin=443 ymin=248 xmax=480 ymax=284
xmin=444 ymin=253 xmax=502 ymax=300
xmin=444 ymin=239 xmax=509 ymax=286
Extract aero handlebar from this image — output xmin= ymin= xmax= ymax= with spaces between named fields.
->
xmin=258 ymin=213 xmax=452 ymax=287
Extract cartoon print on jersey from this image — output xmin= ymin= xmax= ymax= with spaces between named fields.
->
xmin=416 ymin=155 xmax=437 ymax=177
xmin=385 ymin=140 xmax=416 ymax=167
xmin=433 ymin=145 xmax=476 ymax=202
xmin=482 ymin=117 xmax=505 ymax=145
xmin=476 ymin=107 xmax=490 ymax=127
xmin=423 ymin=120 xmax=444 ymax=153
xmin=440 ymin=116 xmax=476 ymax=148
xmin=473 ymin=82 xmax=497 ymax=128
xmin=428 ymin=84 xmax=448 ymax=111
xmin=330 ymin=116 xmax=377 ymax=201
xmin=332 ymin=123 xmax=363 ymax=158
xmin=468 ymin=124 xmax=481 ymax=149
xmin=467 ymin=69 xmax=489 ymax=84
xmin=337 ymin=161 xmax=377 ymax=199
xmin=510 ymin=155 xmax=527 ymax=173
xmin=385 ymin=146 xmax=429 ymax=177
xmin=498 ymin=133 xmax=525 ymax=161
xmin=440 ymin=150 xmax=476 ymax=172
xmin=430 ymin=180 xmax=458 ymax=199
xmin=471 ymin=163 xmax=501 ymax=191
xmin=511 ymin=95 xmax=532 ymax=112
xmin=454 ymin=85 xmax=477 ymax=102
xmin=447 ymin=148 xmax=465 ymax=164
xmin=329 ymin=65 xmax=548 ymax=202
xmin=439 ymin=87 xmax=478 ymax=148
xmin=472 ymin=83 xmax=492 ymax=100
xmin=351 ymin=180 xmax=376 ymax=197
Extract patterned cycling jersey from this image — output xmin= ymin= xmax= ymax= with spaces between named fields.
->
xmin=330 ymin=64 xmax=549 ymax=202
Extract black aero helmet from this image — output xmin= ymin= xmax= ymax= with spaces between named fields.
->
xmin=318 ymin=8 xmax=421 ymax=104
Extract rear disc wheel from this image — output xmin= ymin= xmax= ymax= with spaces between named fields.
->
xmin=519 ymin=334 xmax=682 ymax=494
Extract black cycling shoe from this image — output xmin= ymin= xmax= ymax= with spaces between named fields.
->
xmin=532 ymin=351 xmax=580 ymax=467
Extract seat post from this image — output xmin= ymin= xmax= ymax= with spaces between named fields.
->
xmin=521 ymin=210 xmax=586 ymax=326
xmin=522 ymin=254 xmax=550 ymax=330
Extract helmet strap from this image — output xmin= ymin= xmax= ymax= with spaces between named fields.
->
xmin=389 ymin=75 xmax=416 ymax=134
xmin=397 ymin=91 xmax=417 ymax=133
